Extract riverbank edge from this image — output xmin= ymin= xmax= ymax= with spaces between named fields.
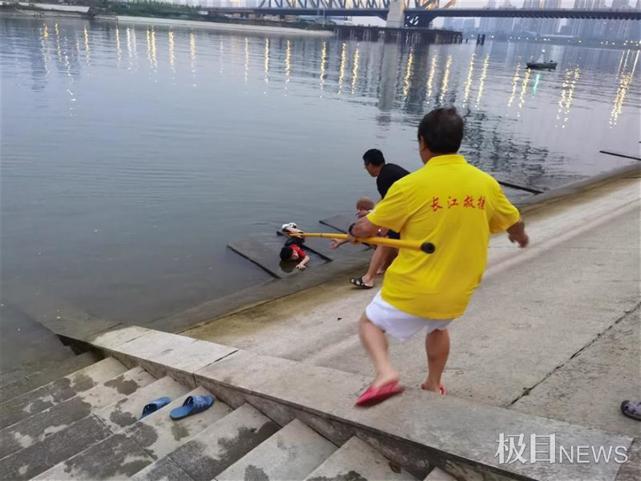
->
xmin=156 ymin=161 xmax=641 ymax=334
xmin=102 ymin=15 xmax=335 ymax=37
xmin=0 ymin=6 xmax=335 ymax=37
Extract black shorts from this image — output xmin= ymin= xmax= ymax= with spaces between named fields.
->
xmin=388 ymin=230 xmax=400 ymax=240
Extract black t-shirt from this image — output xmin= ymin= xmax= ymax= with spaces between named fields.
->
xmin=376 ymin=163 xmax=409 ymax=199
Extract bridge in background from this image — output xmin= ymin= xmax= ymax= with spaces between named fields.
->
xmin=206 ymin=4 xmax=641 ymax=28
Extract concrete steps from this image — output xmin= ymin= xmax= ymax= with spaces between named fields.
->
xmin=4 ymin=322 xmax=632 ymax=481
xmin=215 ymin=418 xmax=337 ymax=481
xmin=0 ymin=365 xmax=148 ymax=457
xmin=1 ymin=357 xmax=419 ymax=481
xmin=0 ymin=357 xmax=127 ymax=429
xmin=0 ymin=351 xmax=102 ymax=403
xmin=134 ymin=403 xmax=279 ymax=481
xmin=423 ymin=467 xmax=457 ymax=480
xmin=303 ymin=437 xmax=418 ymax=481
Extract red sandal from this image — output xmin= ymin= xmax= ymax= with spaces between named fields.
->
xmin=355 ymin=381 xmax=404 ymax=407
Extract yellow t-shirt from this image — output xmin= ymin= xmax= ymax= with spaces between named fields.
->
xmin=367 ymin=154 xmax=520 ymax=319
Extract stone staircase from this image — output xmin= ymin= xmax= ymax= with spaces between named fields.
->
xmin=2 ymin=324 xmax=629 ymax=481
xmin=0 ymin=356 xmax=436 ymax=481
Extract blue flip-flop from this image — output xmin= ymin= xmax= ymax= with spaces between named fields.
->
xmin=141 ymin=396 xmax=172 ymax=419
xmin=170 ymin=395 xmax=215 ymax=420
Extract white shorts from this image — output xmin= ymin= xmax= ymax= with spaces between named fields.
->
xmin=365 ymin=291 xmax=452 ymax=341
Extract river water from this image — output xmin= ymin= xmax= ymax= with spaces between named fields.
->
xmin=1 ymin=15 xmax=639 ymax=323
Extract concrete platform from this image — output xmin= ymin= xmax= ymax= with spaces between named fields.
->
xmin=229 ymin=235 xmax=328 ymax=279
xmin=511 ymin=306 xmax=641 ymax=439
xmin=319 ymin=213 xmax=357 ymax=233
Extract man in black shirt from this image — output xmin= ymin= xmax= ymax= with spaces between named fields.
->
xmin=365 ymin=149 xmax=410 ymax=200
xmin=350 ymin=149 xmax=409 ymax=289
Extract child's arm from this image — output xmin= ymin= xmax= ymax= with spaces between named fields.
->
xmin=296 ymin=255 xmax=311 ymax=270
xmin=330 ymin=238 xmax=350 ymax=249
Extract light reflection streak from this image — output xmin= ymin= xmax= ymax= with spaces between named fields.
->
xmin=189 ymin=32 xmax=196 ymax=79
xmin=426 ymin=54 xmax=438 ymax=99
xmin=402 ymin=48 xmax=414 ymax=99
xmin=264 ymin=38 xmax=270 ymax=87
xmin=319 ymin=41 xmax=327 ymax=94
xmin=555 ymin=67 xmax=580 ymax=128
xmin=507 ymin=63 xmax=521 ymax=107
xmin=40 ymin=23 xmax=50 ymax=77
xmin=244 ymin=37 xmax=249 ymax=85
xmin=115 ymin=27 xmax=121 ymax=66
xmin=338 ymin=42 xmax=347 ymax=95
xmin=150 ymin=29 xmax=157 ymax=70
xmin=610 ymin=50 xmax=638 ymax=127
xmin=517 ymin=67 xmax=531 ymax=116
xmin=54 ymin=23 xmax=62 ymax=63
xmin=475 ymin=54 xmax=489 ymax=108
xmin=168 ymin=31 xmax=175 ymax=73
xmin=351 ymin=46 xmax=360 ymax=95
xmin=146 ymin=28 xmax=152 ymax=67
xmin=285 ymin=40 xmax=291 ymax=89
xmin=462 ymin=52 xmax=475 ymax=105
xmin=438 ymin=54 xmax=452 ymax=105
xmin=83 ymin=26 xmax=90 ymax=64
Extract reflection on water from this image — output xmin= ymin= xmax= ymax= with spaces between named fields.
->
xmin=610 ymin=49 xmax=639 ymax=127
xmin=1 ymin=16 xmax=639 ymax=322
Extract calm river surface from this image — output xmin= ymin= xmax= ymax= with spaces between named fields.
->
xmin=1 ymin=15 xmax=639 ymax=323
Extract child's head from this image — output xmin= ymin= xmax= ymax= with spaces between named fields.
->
xmin=280 ymin=246 xmax=300 ymax=261
xmin=356 ymin=197 xmax=375 ymax=218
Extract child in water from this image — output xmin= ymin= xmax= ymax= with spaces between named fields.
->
xmin=280 ymin=223 xmax=311 ymax=271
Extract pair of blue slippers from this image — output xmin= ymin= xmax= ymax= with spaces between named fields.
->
xmin=141 ymin=395 xmax=215 ymax=420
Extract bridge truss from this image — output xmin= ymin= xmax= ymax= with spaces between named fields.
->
xmin=257 ymin=0 xmax=441 ymax=10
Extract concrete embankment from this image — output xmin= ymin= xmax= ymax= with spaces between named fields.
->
xmin=108 ymin=15 xmax=334 ymax=38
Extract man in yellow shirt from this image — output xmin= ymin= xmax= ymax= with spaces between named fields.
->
xmin=351 ymin=108 xmax=529 ymax=407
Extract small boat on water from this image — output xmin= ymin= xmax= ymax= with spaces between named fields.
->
xmin=527 ymin=61 xmax=557 ymax=70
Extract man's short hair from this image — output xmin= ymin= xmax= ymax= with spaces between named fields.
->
xmin=363 ymin=149 xmax=385 ymax=166
xmin=280 ymin=246 xmax=293 ymax=261
xmin=417 ymin=107 xmax=464 ymax=155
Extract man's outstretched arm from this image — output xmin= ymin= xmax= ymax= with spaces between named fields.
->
xmin=350 ymin=216 xmax=381 ymax=238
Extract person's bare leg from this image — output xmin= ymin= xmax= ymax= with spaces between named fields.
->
xmin=421 ymin=329 xmax=450 ymax=393
xmin=376 ymin=247 xmax=398 ymax=275
xmin=362 ymin=246 xmax=392 ymax=286
xmin=359 ymin=314 xmax=399 ymax=387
